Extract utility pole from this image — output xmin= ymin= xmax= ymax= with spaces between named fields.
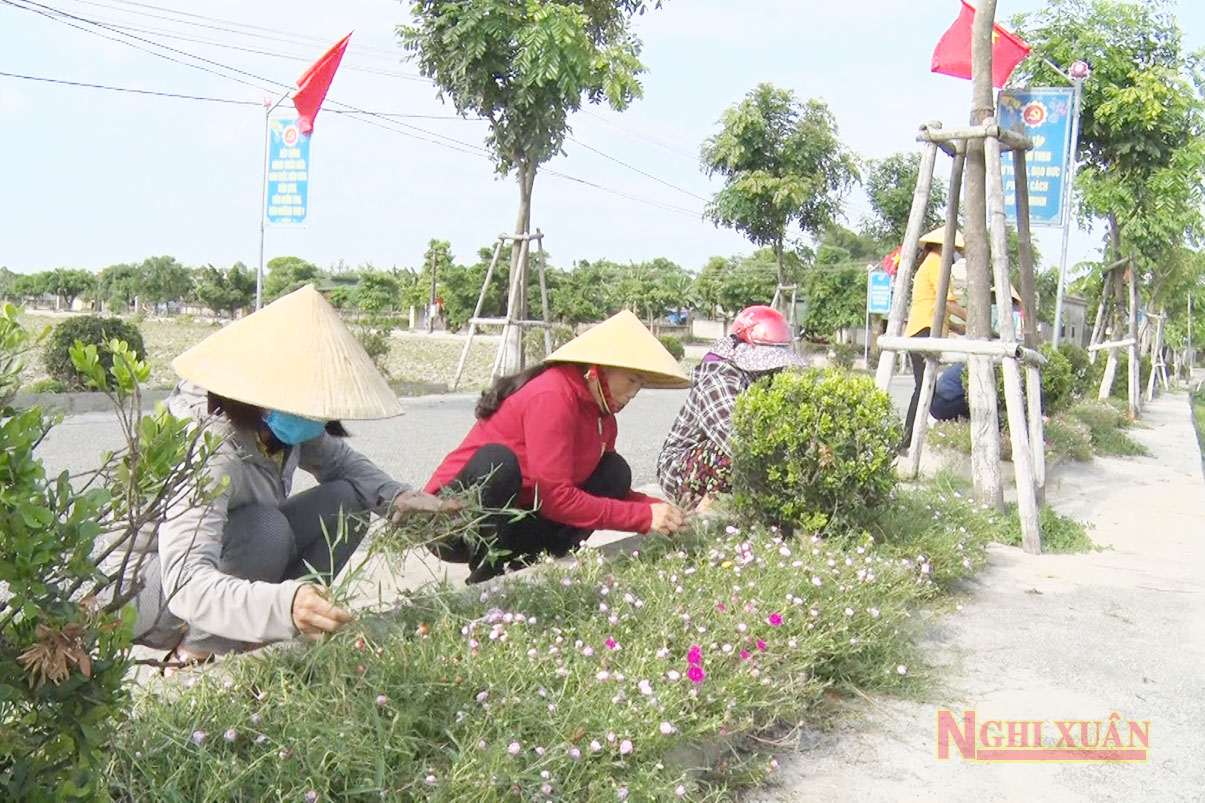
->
xmin=427 ymin=248 xmax=437 ymax=334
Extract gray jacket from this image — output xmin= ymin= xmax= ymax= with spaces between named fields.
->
xmin=105 ymin=382 xmax=406 ymax=646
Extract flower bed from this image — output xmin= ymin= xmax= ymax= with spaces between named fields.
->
xmin=108 ymin=481 xmax=993 ymax=801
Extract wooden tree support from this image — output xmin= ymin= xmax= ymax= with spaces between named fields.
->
xmin=451 ymin=230 xmax=554 ymax=391
xmin=874 ymin=114 xmax=1045 ymax=554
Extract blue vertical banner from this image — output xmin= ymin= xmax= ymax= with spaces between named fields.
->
xmin=997 ymin=87 xmax=1074 ymax=228
xmin=867 ymin=270 xmax=893 ymax=315
xmin=265 ymin=115 xmax=310 ymax=226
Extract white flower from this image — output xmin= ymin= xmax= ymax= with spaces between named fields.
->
xmin=897 ymin=664 xmax=908 ymax=675
xmin=508 ymin=741 xmax=521 ymax=755
xmin=659 ymin=721 xmax=676 ymax=735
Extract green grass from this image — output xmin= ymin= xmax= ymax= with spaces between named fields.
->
xmin=108 ymin=479 xmax=995 ymax=801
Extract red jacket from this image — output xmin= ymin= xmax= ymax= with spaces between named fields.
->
xmin=425 ymin=364 xmax=654 ymax=532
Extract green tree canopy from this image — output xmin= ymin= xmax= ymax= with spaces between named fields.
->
xmin=862 ymin=151 xmax=948 ymax=248
xmin=194 ymin=262 xmax=256 ymax=318
xmin=701 ymin=83 xmax=859 ymax=304
xmin=264 ymin=256 xmax=323 ymax=301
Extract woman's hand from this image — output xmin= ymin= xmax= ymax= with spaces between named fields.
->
xmin=390 ymin=490 xmax=463 ymax=524
xmin=649 ymin=501 xmax=687 ymax=535
xmin=292 ymin=584 xmax=355 ymax=640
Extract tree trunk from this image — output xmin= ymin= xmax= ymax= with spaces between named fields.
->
xmin=965 ymin=0 xmax=1004 ymax=511
xmin=501 ymin=162 xmax=536 ymax=375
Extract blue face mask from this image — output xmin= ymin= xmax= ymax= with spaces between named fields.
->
xmin=264 ymin=410 xmax=327 ymax=445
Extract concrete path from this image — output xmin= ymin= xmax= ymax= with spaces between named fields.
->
xmin=750 ymin=392 xmax=1205 ymax=802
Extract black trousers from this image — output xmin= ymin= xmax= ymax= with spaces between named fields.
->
xmin=930 ymin=394 xmax=970 ymax=421
xmin=902 ymin=327 xmax=931 ymax=448
xmin=434 ymin=443 xmax=634 ymax=584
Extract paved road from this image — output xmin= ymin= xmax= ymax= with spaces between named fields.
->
xmin=37 ymin=376 xmax=917 ymax=489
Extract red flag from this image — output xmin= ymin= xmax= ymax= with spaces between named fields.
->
xmin=882 ymin=246 xmax=903 ymax=277
xmin=293 ymin=32 xmax=352 ymax=135
xmin=931 ymin=1 xmax=1030 ymax=89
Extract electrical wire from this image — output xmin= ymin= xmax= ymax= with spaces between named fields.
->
xmin=2 ymin=0 xmax=706 ymax=218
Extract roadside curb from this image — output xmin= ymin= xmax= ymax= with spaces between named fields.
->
xmin=14 ymin=390 xmax=172 ymax=414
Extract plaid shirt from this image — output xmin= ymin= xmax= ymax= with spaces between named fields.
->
xmin=656 ymin=359 xmax=752 ymax=487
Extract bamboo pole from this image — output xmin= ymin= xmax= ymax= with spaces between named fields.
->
xmin=1012 ymin=149 xmax=1045 ymax=496
xmin=452 ymin=237 xmax=506 ymax=391
xmin=906 ymin=153 xmax=967 ymax=478
xmin=874 ymin=131 xmax=941 ymax=389
xmin=1128 ymin=256 xmax=1140 ymax=416
xmin=920 ymin=123 xmax=1032 ymax=152
xmin=1098 ymin=348 xmax=1119 ymax=399
xmin=497 ymin=236 xmax=532 ymax=379
xmin=536 ymin=229 xmax=552 ymax=357
xmin=1087 ymin=338 xmax=1136 ymax=352
xmin=876 ymin=336 xmax=1046 ymax=363
xmin=965 ymin=0 xmax=1003 ymax=511
xmin=986 ymin=124 xmax=1041 ymax=554
xmin=1146 ymin=312 xmax=1165 ymax=401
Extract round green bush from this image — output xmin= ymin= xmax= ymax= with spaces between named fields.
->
xmin=1038 ymin=344 xmax=1074 ymax=414
xmin=730 ymin=368 xmax=901 ymax=533
xmin=43 ymin=316 xmax=145 ymax=390
xmin=657 ymin=334 xmax=685 ymax=361
xmin=1057 ymin=342 xmax=1093 ymax=398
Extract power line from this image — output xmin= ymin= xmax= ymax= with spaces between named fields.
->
xmin=0 ymin=70 xmax=467 ymax=118
xmin=567 ymin=135 xmax=709 ymax=202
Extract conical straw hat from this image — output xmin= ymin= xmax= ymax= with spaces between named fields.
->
xmin=919 ymin=226 xmax=966 ymax=249
xmin=172 ymin=284 xmax=403 ymax=420
xmin=545 ymin=310 xmax=690 ymax=389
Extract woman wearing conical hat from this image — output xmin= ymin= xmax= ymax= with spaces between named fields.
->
xmin=901 ymin=226 xmax=969 ymax=453
xmin=424 ymin=310 xmax=691 ymax=584
xmin=106 ymin=285 xmax=454 ymax=668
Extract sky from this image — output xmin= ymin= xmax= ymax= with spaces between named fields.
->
xmin=2 ymin=0 xmax=1204 ymax=280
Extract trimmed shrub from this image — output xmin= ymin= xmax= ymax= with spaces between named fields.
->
xmin=829 ymin=343 xmax=857 ymax=370
xmin=523 ymin=324 xmax=575 ymax=363
xmin=43 ymin=316 xmax=145 ymax=390
xmin=657 ymin=334 xmax=685 ymax=361
xmin=1038 ymin=343 xmax=1074 ymax=414
xmin=1058 ymin=342 xmax=1093 ymax=398
xmin=730 ymin=368 xmax=901 ymax=533
xmin=1066 ymin=400 xmax=1149 ymax=457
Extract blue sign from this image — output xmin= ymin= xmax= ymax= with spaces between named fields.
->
xmin=998 ymin=87 xmax=1075 ymax=228
xmin=266 ymin=115 xmax=310 ymax=225
xmin=867 ymin=270 xmax=892 ymax=315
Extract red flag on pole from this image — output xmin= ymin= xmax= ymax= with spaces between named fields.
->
xmin=293 ymin=32 xmax=352 ymax=135
xmin=882 ymin=246 xmax=903 ymax=277
xmin=931 ymin=1 xmax=1030 ymax=89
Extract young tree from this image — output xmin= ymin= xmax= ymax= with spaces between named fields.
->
xmin=399 ymin=0 xmax=655 ymax=372
xmin=1013 ymin=0 xmax=1205 ymax=342
xmin=45 ymin=268 xmax=96 ymax=310
xmin=355 ymin=269 xmax=402 ymax=313
xmin=700 ymin=83 xmax=859 ymax=313
xmin=194 ymin=262 xmax=257 ymax=318
xmin=96 ymin=263 xmax=140 ymax=312
xmin=137 ymin=256 xmax=193 ymax=308
xmin=862 ymin=151 xmax=947 ymax=248
xmin=798 ymin=225 xmax=881 ymax=338
xmin=264 ymin=256 xmax=323 ymax=301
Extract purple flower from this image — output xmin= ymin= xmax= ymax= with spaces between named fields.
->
xmin=605 ymin=637 xmax=619 ymax=651
xmin=508 ymin=741 xmax=521 ymax=755
xmin=569 ymin=747 xmax=582 ymax=761
xmin=740 ymin=649 xmax=751 ymax=660
xmin=687 ymin=665 xmax=705 ymax=684
xmin=223 ymin=729 xmax=237 ymax=743
xmin=191 ymin=730 xmax=206 ymax=745
xmin=305 ymin=791 xmax=319 ymax=803
xmin=617 ymin=787 xmax=629 ymax=801
xmin=376 ymin=694 xmax=388 ymax=707
xmin=768 ymin=612 xmax=783 ymax=627
xmin=756 ymin=639 xmax=767 ymax=651
xmin=687 ymin=645 xmax=702 ymax=665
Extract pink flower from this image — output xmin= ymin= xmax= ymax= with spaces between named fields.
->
xmin=605 ymin=637 xmax=619 ymax=651
xmin=687 ymin=665 xmax=706 ymax=684
xmin=716 ymin=603 xmax=726 ymax=612
xmin=508 ymin=741 xmax=521 ymax=755
xmin=756 ymin=640 xmax=767 ymax=651
xmin=768 ymin=613 xmax=783 ymax=627
xmin=619 ymin=739 xmax=633 ymax=755
xmin=687 ymin=645 xmax=702 ymax=665
xmin=223 ymin=729 xmax=237 ymax=743
xmin=191 ymin=730 xmax=206 ymax=745
xmin=376 ymin=694 xmax=388 ymax=707
xmin=740 ymin=649 xmax=751 ymax=660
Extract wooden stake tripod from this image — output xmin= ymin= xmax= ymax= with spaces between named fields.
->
xmin=873 ymin=120 xmax=1045 ymax=554
xmin=451 ymin=230 xmax=554 ymax=392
